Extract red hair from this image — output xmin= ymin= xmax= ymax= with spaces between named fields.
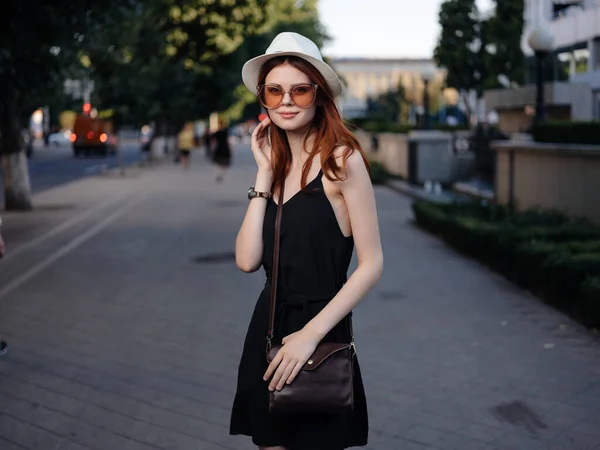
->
xmin=257 ymin=56 xmax=370 ymax=194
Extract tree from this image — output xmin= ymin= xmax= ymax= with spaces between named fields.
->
xmin=86 ymin=0 xmax=271 ymax=131
xmin=83 ymin=0 xmax=328 ymax=133
xmin=366 ymin=81 xmax=405 ymax=123
xmin=483 ymin=0 xmax=525 ymax=89
xmin=433 ymin=0 xmax=482 ymax=126
xmin=0 ymin=1 xmax=137 ymax=210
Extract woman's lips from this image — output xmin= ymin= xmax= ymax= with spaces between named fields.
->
xmin=279 ymin=112 xmax=298 ymax=119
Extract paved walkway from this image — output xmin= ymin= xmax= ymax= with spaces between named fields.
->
xmin=0 ymin=146 xmax=599 ymax=450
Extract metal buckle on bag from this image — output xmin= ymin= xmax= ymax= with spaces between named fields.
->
xmin=350 ymin=340 xmax=357 ymax=356
xmin=266 ymin=334 xmax=273 ymax=353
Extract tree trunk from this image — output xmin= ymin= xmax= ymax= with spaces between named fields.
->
xmin=1 ymin=152 xmax=32 ymax=210
xmin=460 ymin=91 xmax=473 ymax=129
xmin=0 ymin=81 xmax=33 ymax=211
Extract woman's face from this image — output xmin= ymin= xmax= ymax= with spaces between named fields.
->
xmin=263 ymin=63 xmax=317 ymax=133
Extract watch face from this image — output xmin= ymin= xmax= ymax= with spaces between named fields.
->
xmin=248 ymin=188 xmax=256 ymax=199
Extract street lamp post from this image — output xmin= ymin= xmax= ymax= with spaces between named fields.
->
xmin=527 ymin=28 xmax=554 ymax=125
xmin=421 ymin=66 xmax=436 ymax=130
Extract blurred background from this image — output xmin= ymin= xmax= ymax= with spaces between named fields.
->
xmin=1 ymin=1 xmax=600 ymax=449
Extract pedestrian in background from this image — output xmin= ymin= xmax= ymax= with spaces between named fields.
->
xmin=212 ymin=118 xmax=231 ymax=182
xmin=0 ymin=215 xmax=8 ymax=356
xmin=177 ymin=122 xmax=195 ymax=170
xmin=203 ymin=128 xmax=212 ymax=160
xmin=230 ymin=32 xmax=383 ymax=450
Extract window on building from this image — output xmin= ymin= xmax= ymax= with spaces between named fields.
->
xmin=573 ymin=48 xmax=590 ymax=73
xmin=557 ymin=51 xmax=573 ymax=77
xmin=551 ymin=0 xmax=584 ymax=20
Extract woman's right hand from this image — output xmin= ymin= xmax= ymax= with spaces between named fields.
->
xmin=251 ymin=117 xmax=273 ymax=172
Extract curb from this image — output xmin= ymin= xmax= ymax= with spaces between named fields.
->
xmin=383 ymin=179 xmax=459 ymax=204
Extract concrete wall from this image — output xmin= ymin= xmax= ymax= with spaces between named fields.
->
xmin=359 ymin=130 xmax=475 ymax=183
xmin=377 ymin=133 xmax=410 ymax=178
xmin=492 ymin=140 xmax=600 ymax=224
xmin=484 ymin=82 xmax=594 ymax=134
xmin=492 ymin=106 xmax=572 ymax=135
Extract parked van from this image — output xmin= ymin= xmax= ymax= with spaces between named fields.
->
xmin=70 ymin=114 xmax=118 ymax=157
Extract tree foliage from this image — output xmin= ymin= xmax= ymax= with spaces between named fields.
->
xmin=483 ymin=0 xmax=525 ymax=88
xmin=0 ymin=0 xmax=329 ymax=209
xmin=433 ymin=0 xmax=482 ymax=96
xmin=85 ymin=0 xmax=271 ymax=130
xmin=83 ymin=0 xmax=327 ymax=129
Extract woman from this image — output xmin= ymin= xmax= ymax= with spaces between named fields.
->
xmin=230 ymin=32 xmax=383 ymax=450
xmin=212 ymin=118 xmax=232 ymax=182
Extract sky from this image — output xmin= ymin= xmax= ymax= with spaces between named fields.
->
xmin=318 ymin=0 xmax=494 ymax=59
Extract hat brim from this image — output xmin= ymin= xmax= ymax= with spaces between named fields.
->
xmin=241 ymin=51 xmax=344 ymax=97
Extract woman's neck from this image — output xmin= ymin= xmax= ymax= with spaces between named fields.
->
xmin=286 ymin=129 xmax=315 ymax=169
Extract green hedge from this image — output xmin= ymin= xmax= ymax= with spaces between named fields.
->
xmin=582 ymin=276 xmax=600 ymax=328
xmin=412 ymin=200 xmax=600 ymax=328
xmin=531 ymin=121 xmax=600 ymax=145
xmin=368 ymin=160 xmax=393 ymax=184
xmin=347 ymin=118 xmax=468 ymax=134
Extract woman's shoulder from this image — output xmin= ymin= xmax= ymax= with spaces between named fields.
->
xmin=332 ymin=145 xmax=367 ymax=172
xmin=321 ymin=144 xmax=369 ymax=185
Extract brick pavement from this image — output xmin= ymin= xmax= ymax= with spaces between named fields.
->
xmin=0 ymin=146 xmax=599 ymax=450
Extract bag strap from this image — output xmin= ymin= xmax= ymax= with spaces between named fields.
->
xmin=267 ymin=180 xmax=285 ymax=351
xmin=265 ymin=180 xmax=356 ymax=355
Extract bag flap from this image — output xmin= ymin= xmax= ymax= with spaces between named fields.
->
xmin=266 ymin=342 xmax=351 ymax=371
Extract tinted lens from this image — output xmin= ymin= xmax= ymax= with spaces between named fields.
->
xmin=260 ymin=85 xmax=284 ymax=108
xmin=291 ymin=85 xmax=316 ymax=107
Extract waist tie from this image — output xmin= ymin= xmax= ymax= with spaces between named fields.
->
xmin=263 ymin=281 xmax=343 ymax=340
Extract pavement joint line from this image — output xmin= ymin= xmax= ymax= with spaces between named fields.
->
xmin=0 ymin=359 xmax=233 ymax=437
xmin=0 ymin=370 xmax=235 ymax=450
xmin=2 ymin=195 xmax=126 ymax=263
xmin=0 ymin=437 xmax=30 ymax=450
xmin=0 ymin=192 xmax=149 ymax=302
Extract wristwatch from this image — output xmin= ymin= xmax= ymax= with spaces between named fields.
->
xmin=248 ymin=187 xmax=272 ymax=200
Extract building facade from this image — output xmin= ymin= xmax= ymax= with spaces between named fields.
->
xmin=329 ymin=58 xmax=456 ymax=119
xmin=523 ymin=0 xmax=600 ymax=117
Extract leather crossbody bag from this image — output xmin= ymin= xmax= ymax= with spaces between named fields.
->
xmin=266 ymin=180 xmax=355 ymax=414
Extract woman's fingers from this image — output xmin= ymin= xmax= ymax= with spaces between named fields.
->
xmin=263 ymin=351 xmax=282 ymax=381
xmin=269 ymin=359 xmax=291 ymax=391
xmin=285 ymin=361 xmax=304 ymax=386
xmin=275 ymin=360 xmax=297 ymax=391
xmin=251 ymin=118 xmax=270 ymax=146
xmin=250 ymin=119 xmax=272 ymax=169
xmin=250 ymin=122 xmax=265 ymax=149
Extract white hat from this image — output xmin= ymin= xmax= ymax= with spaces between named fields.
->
xmin=241 ymin=32 xmax=343 ymax=97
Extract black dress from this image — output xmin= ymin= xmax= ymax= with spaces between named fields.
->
xmin=230 ymin=170 xmax=368 ymax=450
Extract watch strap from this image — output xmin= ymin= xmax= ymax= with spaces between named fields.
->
xmin=249 ymin=187 xmax=272 ymax=199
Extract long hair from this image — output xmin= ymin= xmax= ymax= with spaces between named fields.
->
xmin=257 ymin=56 xmax=370 ymax=194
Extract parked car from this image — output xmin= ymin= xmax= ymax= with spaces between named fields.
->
xmin=71 ymin=114 xmax=118 ymax=157
xmin=48 ymin=130 xmax=72 ymax=146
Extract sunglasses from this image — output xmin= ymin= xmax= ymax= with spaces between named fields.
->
xmin=257 ymin=83 xmax=318 ymax=109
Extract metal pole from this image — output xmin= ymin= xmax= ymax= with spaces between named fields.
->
xmin=423 ymin=79 xmax=430 ymax=130
xmin=534 ymin=50 xmax=547 ymax=124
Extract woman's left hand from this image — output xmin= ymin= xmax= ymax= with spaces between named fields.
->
xmin=263 ymin=329 xmax=320 ymax=391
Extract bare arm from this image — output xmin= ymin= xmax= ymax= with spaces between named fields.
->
xmin=235 ymin=170 xmax=272 ymax=272
xmin=304 ymin=150 xmax=383 ymax=339
xmin=235 ymin=117 xmax=273 ymax=273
